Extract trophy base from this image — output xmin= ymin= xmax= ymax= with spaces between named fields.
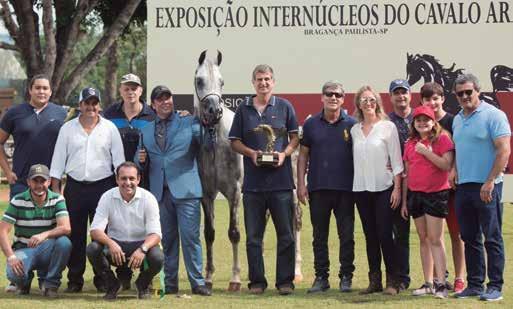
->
xmin=257 ymin=152 xmax=279 ymax=166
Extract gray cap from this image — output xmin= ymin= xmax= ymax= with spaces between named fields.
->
xmin=120 ymin=73 xmax=142 ymax=86
xmin=28 ymin=164 xmax=50 ymax=180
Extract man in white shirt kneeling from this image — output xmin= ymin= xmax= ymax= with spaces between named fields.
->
xmin=86 ymin=161 xmax=163 ymax=300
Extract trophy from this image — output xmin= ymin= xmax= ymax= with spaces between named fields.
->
xmin=253 ymin=124 xmax=279 ymax=166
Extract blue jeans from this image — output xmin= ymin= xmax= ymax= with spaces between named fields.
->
xmin=9 ymin=182 xmax=28 ymax=200
xmin=243 ymin=190 xmax=295 ymax=290
xmin=159 ymin=188 xmax=204 ymax=289
xmin=455 ymin=182 xmax=504 ymax=291
xmin=6 ymin=236 xmax=72 ymax=289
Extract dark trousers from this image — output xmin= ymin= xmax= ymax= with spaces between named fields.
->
xmin=64 ymin=176 xmax=116 ymax=288
xmin=86 ymin=240 xmax=164 ymax=289
xmin=355 ymin=189 xmax=397 ymax=275
xmin=455 ymin=182 xmax=504 ymax=291
xmin=243 ymin=190 xmax=295 ymax=290
xmin=309 ymin=190 xmax=355 ymax=279
xmin=392 ymin=202 xmax=410 ymax=287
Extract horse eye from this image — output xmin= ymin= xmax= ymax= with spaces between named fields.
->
xmin=196 ymin=78 xmax=204 ymax=88
xmin=220 ymin=80 xmax=225 ymax=87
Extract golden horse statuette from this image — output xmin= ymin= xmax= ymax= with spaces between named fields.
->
xmin=253 ymin=124 xmax=279 ymax=166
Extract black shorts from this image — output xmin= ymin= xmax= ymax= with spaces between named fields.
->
xmin=407 ymin=190 xmax=450 ymax=219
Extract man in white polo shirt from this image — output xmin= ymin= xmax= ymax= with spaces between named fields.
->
xmin=86 ymin=161 xmax=163 ymax=300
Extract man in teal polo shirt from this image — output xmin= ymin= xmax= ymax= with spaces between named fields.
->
xmin=0 ymin=164 xmax=71 ymax=298
xmin=452 ymin=73 xmax=511 ymax=301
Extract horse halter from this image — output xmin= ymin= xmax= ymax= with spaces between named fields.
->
xmin=195 ymin=85 xmax=224 ymax=126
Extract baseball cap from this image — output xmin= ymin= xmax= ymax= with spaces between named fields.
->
xmin=120 ymin=73 xmax=142 ymax=86
xmin=389 ymin=79 xmax=411 ymax=93
xmin=151 ymin=85 xmax=172 ymax=101
xmin=79 ymin=87 xmax=100 ymax=103
xmin=412 ymin=105 xmax=435 ymax=121
xmin=28 ymin=164 xmax=50 ymax=180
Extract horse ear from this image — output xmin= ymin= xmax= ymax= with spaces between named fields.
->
xmin=199 ymin=50 xmax=207 ymax=65
xmin=407 ymin=53 xmax=412 ymax=60
xmin=216 ymin=50 xmax=222 ymax=66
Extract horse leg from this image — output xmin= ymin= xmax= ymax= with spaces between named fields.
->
xmin=294 ymin=197 xmax=303 ymax=283
xmin=202 ymin=197 xmax=215 ymax=290
xmin=226 ymin=189 xmax=242 ymax=291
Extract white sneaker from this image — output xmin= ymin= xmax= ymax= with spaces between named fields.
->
xmin=434 ymin=283 xmax=448 ymax=299
xmin=5 ymin=282 xmax=17 ymax=293
xmin=412 ymin=283 xmax=433 ymax=296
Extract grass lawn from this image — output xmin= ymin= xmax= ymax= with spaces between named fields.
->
xmin=0 ymin=199 xmax=511 ymax=308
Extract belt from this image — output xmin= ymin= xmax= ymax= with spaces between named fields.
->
xmin=68 ymin=175 xmax=113 ymax=185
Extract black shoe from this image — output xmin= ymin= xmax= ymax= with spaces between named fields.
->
xmin=135 ymin=280 xmax=151 ymax=299
xmin=307 ymin=277 xmax=329 ymax=293
xmin=16 ymin=285 xmax=30 ymax=295
xmin=65 ymin=284 xmax=82 ymax=293
xmin=43 ymin=287 xmax=59 ymax=298
xmin=120 ymin=279 xmax=131 ymax=291
xmin=339 ymin=276 xmax=352 ymax=293
xmin=192 ymin=285 xmax=212 ymax=296
xmin=103 ymin=279 xmax=121 ymax=301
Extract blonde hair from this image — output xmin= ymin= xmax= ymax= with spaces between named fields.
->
xmin=353 ymin=85 xmax=388 ymax=122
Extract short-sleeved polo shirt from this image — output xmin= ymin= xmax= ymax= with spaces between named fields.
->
xmin=103 ymin=100 xmax=156 ymax=162
xmin=228 ymin=95 xmax=298 ymax=192
xmin=301 ymin=110 xmax=356 ymax=192
xmin=2 ymin=189 xmax=68 ymax=250
xmin=453 ymin=102 xmax=511 ymax=184
xmin=0 ymin=102 xmax=66 ymax=182
xmin=388 ymin=111 xmax=413 ymax=154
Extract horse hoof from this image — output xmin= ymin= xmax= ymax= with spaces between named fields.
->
xmin=205 ymin=282 xmax=213 ymax=290
xmin=227 ymin=282 xmax=241 ymax=292
xmin=294 ymin=274 xmax=303 ymax=283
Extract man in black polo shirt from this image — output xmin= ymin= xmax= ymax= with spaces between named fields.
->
xmin=297 ymin=81 xmax=356 ymax=293
xmin=229 ymin=64 xmax=299 ymax=295
xmin=387 ymin=79 xmax=412 ymax=291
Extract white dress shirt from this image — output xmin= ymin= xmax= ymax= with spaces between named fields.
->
xmin=50 ymin=116 xmax=125 ymax=182
xmin=351 ymin=120 xmax=404 ymax=192
xmin=90 ymin=187 xmax=162 ymax=241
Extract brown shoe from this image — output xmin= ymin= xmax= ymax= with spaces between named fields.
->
xmin=249 ymin=287 xmax=265 ymax=295
xmin=383 ymin=273 xmax=399 ymax=295
xmin=278 ymin=286 xmax=293 ymax=295
xmin=360 ymin=272 xmax=383 ymax=295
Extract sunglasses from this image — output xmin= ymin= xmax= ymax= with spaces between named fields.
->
xmin=324 ymin=92 xmax=344 ymax=98
xmin=360 ymin=97 xmax=377 ymax=104
xmin=455 ymin=89 xmax=474 ymax=97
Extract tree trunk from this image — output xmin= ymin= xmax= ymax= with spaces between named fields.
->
xmin=104 ymin=40 xmax=118 ymax=107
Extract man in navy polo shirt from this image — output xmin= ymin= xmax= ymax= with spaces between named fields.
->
xmin=103 ymin=73 xmax=155 ymax=166
xmin=387 ymin=78 xmax=412 ymax=291
xmin=297 ymin=81 xmax=356 ymax=294
xmin=452 ymin=73 xmax=511 ymax=301
xmin=229 ymin=64 xmax=299 ymax=295
xmin=0 ymin=74 xmax=66 ymax=200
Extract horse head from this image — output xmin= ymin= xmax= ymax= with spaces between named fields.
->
xmin=406 ymin=53 xmax=424 ymax=86
xmin=195 ymin=50 xmax=224 ymax=127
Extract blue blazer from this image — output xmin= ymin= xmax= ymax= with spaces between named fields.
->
xmin=136 ymin=113 xmax=204 ymax=202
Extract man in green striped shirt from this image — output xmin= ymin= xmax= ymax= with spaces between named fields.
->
xmin=0 ymin=164 xmax=71 ymax=298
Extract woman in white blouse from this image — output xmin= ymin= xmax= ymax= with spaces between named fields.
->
xmin=350 ymin=85 xmax=404 ymax=295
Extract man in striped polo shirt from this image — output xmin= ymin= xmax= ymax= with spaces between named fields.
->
xmin=0 ymin=164 xmax=71 ymax=298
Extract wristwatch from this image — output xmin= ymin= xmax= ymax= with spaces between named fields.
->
xmin=140 ymin=244 xmax=148 ymax=254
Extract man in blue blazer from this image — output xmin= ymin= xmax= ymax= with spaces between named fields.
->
xmin=136 ymin=85 xmax=211 ymax=296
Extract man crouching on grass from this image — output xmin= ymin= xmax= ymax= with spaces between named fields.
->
xmin=0 ymin=164 xmax=72 ymax=298
xmin=86 ymin=161 xmax=163 ymax=300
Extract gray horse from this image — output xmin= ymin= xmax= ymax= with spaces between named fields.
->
xmin=194 ymin=50 xmax=243 ymax=291
xmin=194 ymin=50 xmax=304 ymax=291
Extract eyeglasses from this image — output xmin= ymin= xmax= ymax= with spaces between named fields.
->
xmin=455 ymin=89 xmax=474 ymax=97
xmin=324 ymin=92 xmax=344 ymax=98
xmin=360 ymin=97 xmax=377 ymax=104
